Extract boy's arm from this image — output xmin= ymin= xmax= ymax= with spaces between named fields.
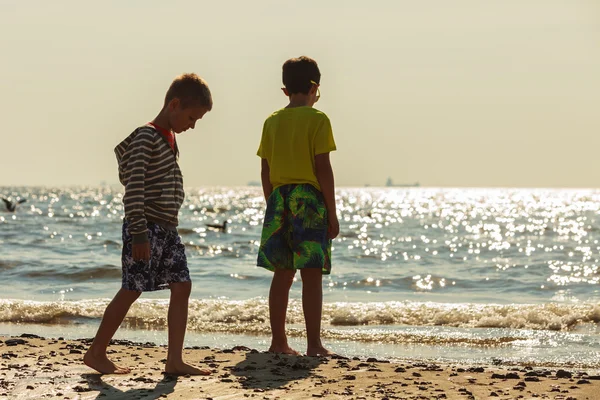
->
xmin=315 ymin=152 xmax=339 ymax=239
xmin=123 ymin=131 xmax=153 ymax=260
xmin=261 ymin=158 xmax=273 ymax=201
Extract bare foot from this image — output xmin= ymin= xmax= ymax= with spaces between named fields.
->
xmin=165 ymin=361 xmax=212 ymax=376
xmin=84 ymin=350 xmax=131 ymax=374
xmin=268 ymin=344 xmax=301 ymax=356
xmin=307 ymin=346 xmax=336 ymax=357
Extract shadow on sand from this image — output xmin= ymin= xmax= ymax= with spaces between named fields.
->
xmin=231 ymin=351 xmax=326 ymax=390
xmin=81 ymin=373 xmax=177 ymax=400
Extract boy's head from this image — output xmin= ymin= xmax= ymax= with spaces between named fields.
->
xmin=164 ymin=73 xmax=212 ymax=134
xmin=282 ymin=56 xmax=321 ymax=103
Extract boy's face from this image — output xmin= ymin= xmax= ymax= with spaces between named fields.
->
xmin=168 ymin=99 xmax=210 ymax=134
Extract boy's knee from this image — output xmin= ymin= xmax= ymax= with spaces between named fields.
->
xmin=274 ymin=269 xmax=296 ymax=285
xmin=300 ymin=268 xmax=322 ymax=279
xmin=119 ymin=288 xmax=142 ymax=303
xmin=300 ymin=268 xmax=323 ymax=285
xmin=170 ymin=281 xmax=192 ymax=297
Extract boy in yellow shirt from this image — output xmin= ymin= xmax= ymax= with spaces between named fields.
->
xmin=256 ymin=56 xmax=339 ymax=356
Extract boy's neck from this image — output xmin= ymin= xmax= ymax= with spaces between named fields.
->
xmin=152 ymin=108 xmax=172 ymax=131
xmin=286 ymin=94 xmax=314 ymax=108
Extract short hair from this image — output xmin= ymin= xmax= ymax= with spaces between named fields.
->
xmin=282 ymin=56 xmax=321 ymax=95
xmin=164 ymin=73 xmax=213 ymax=110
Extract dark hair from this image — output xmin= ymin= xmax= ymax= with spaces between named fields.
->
xmin=164 ymin=73 xmax=213 ymax=110
xmin=282 ymin=56 xmax=321 ymax=95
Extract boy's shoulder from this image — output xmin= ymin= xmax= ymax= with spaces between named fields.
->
xmin=135 ymin=124 xmax=160 ymax=137
xmin=120 ymin=124 xmax=159 ymax=140
xmin=123 ymin=124 xmax=161 ymax=144
xmin=266 ymin=107 xmax=330 ymax=123
xmin=116 ymin=125 xmax=160 ymax=153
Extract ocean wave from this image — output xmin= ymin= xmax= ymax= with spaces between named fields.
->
xmin=326 ymin=301 xmax=600 ymax=330
xmin=20 ymin=265 xmax=122 ymax=281
xmin=1 ymin=299 xmax=599 ymax=342
xmin=0 ymin=260 xmax=24 ymax=271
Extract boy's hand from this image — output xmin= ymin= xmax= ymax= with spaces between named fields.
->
xmin=328 ymin=215 xmax=340 ymax=239
xmin=133 ymin=242 xmax=151 ymax=261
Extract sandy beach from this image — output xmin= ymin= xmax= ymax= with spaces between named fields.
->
xmin=0 ymin=334 xmax=598 ymax=399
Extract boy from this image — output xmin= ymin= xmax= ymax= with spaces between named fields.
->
xmin=84 ymin=73 xmax=212 ymax=375
xmin=256 ymin=56 xmax=339 ymax=356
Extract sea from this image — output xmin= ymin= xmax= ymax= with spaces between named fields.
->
xmin=2 ymin=186 xmax=600 ymax=368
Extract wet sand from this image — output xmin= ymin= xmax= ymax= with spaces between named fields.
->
xmin=1 ymin=334 xmax=598 ymax=399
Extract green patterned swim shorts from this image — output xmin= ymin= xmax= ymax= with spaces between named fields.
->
xmin=257 ymin=184 xmax=332 ymax=274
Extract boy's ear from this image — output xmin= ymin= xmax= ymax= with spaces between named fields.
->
xmin=281 ymin=87 xmax=290 ymax=97
xmin=168 ymin=98 xmax=181 ymax=110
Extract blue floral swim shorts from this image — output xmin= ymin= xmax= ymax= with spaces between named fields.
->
xmin=121 ymin=221 xmax=191 ymax=292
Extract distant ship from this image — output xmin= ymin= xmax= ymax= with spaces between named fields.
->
xmin=385 ymin=177 xmax=420 ymax=187
xmin=247 ymin=181 xmax=261 ymax=187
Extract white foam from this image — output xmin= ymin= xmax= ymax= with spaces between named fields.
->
xmin=2 ymin=298 xmax=600 ymax=336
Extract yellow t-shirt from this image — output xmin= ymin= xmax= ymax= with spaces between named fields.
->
xmin=257 ymin=107 xmax=336 ymax=191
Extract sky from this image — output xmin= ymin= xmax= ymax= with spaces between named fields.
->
xmin=0 ymin=0 xmax=599 ymax=188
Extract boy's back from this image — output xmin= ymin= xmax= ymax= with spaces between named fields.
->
xmin=258 ymin=107 xmax=335 ymax=191
xmin=256 ymin=56 xmax=339 ymax=357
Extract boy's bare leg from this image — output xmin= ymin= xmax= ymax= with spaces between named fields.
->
xmin=84 ymin=288 xmax=141 ymax=374
xmin=165 ymin=281 xmax=211 ymax=375
xmin=300 ymin=268 xmax=334 ymax=356
xmin=268 ymin=268 xmax=300 ymax=355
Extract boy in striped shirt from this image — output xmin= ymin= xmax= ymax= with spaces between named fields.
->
xmin=84 ymin=73 xmax=212 ymax=375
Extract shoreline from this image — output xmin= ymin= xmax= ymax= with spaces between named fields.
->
xmin=1 ymin=334 xmax=599 ymax=399
xmin=2 ymin=321 xmax=600 ymax=371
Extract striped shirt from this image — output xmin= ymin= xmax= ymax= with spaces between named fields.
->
xmin=115 ymin=125 xmax=185 ymax=243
